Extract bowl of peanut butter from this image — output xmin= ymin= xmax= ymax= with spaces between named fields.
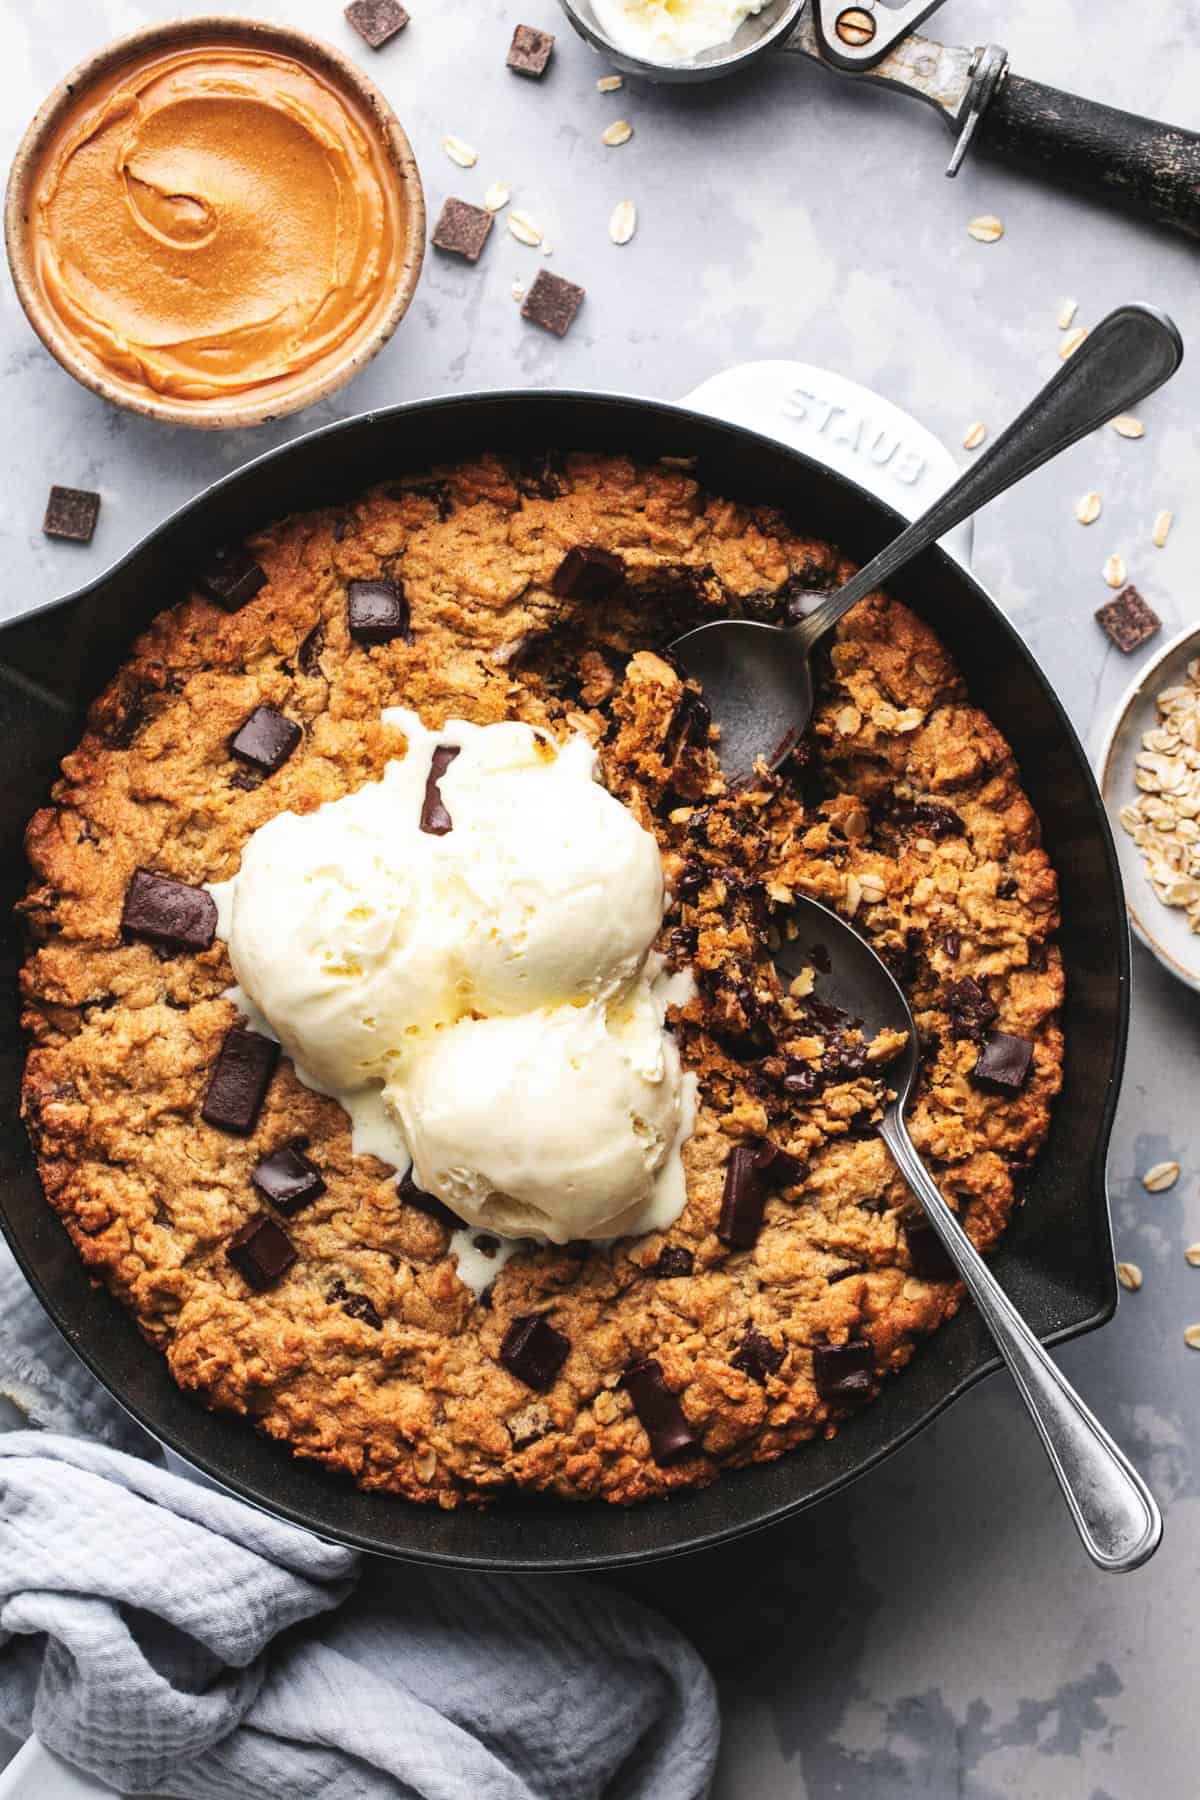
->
xmin=4 ymin=17 xmax=425 ymax=428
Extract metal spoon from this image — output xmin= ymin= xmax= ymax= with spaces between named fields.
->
xmin=671 ymin=304 xmax=1183 ymax=784
xmin=776 ymin=892 xmax=1161 ymax=1573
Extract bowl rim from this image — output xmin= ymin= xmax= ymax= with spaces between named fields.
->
xmin=1096 ymin=619 xmax=1200 ymax=994
xmin=3 ymin=14 xmax=426 ymax=432
xmin=0 ymin=386 xmax=1127 ymax=1569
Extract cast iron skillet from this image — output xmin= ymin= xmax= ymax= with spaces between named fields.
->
xmin=0 ymin=391 xmax=1127 ymax=1571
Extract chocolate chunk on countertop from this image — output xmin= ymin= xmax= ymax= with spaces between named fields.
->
xmin=500 ymin=1314 xmax=570 ymax=1391
xmin=43 ymin=485 xmax=100 ymax=544
xmin=507 ymin=23 xmax=555 ymax=76
xmin=432 ymin=198 xmax=494 ymax=264
xmin=202 ymin=1026 xmax=280 ymax=1136
xmin=227 ymin=1215 xmax=296 ymax=1291
xmin=1096 ymin=584 xmax=1161 ymax=653
xmin=345 ymin=0 xmax=409 ymax=48
xmin=230 ymin=705 xmax=303 ymax=774
xmin=121 ymin=870 xmax=217 ymax=953
xmin=195 ymin=545 xmax=267 ymax=612
xmin=521 ymin=269 xmax=585 ymax=337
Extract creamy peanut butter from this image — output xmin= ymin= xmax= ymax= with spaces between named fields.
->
xmin=26 ymin=41 xmax=407 ymax=410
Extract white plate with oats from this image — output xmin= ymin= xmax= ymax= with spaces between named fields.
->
xmin=1099 ymin=622 xmax=1200 ymax=992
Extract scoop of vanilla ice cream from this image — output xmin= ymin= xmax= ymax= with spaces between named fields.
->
xmin=590 ymin=0 xmax=768 ymax=63
xmin=390 ymin=997 xmax=685 ymax=1242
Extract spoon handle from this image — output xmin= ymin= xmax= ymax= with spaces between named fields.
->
xmin=794 ymin=304 xmax=1183 ymax=652
xmin=879 ymin=1113 xmax=1162 ymax=1573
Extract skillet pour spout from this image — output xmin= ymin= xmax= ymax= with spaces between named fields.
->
xmin=0 ymin=389 xmax=1128 ymax=1571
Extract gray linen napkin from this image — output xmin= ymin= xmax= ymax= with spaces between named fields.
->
xmin=0 ymin=1241 xmax=720 ymax=1799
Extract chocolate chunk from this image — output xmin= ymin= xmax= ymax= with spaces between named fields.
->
xmin=226 ymin=1214 xmax=296 ymax=1291
xmin=473 ymin=1234 xmax=500 ymax=1258
xmin=252 ymin=1146 xmax=326 ymax=1216
xmin=347 ymin=578 xmax=410 ymax=643
xmin=500 ymin=1314 xmax=570 ymax=1391
xmin=344 ymin=0 xmax=409 ymax=47
xmin=813 ymin=1341 xmax=875 ymax=1409
xmin=230 ymin=705 xmax=302 ymax=774
xmin=719 ymin=1144 xmax=769 ymax=1249
xmin=622 ymin=1359 xmax=699 ymax=1463
xmin=891 ymin=799 xmax=964 ymax=840
xmin=398 ymin=1168 xmax=462 ymax=1229
xmin=754 ymin=1141 xmax=806 ymax=1189
xmin=507 ymin=22 xmax=555 ymax=75
xmin=432 ymin=197 xmax=494 ymax=264
xmin=121 ymin=870 xmax=217 ymax=953
xmin=551 ymin=545 xmax=625 ymax=601
xmin=328 ymin=1278 xmax=383 ymax=1329
xmin=1096 ymin=584 xmax=1161 ymax=654
xmin=43 ymin=485 xmax=100 ymax=544
xmin=652 ymin=1245 xmax=694 ymax=1279
xmin=202 ymin=1026 xmax=280 ymax=1135
xmin=521 ymin=268 xmax=585 ymax=337
xmin=941 ymin=931 xmax=961 ymax=960
xmin=298 ymin=623 xmax=325 ymax=676
xmin=195 ymin=545 xmax=267 ymax=612
xmin=731 ymin=1326 xmax=785 ymax=1384
xmin=783 ymin=1063 xmax=825 ymax=1099
xmin=946 ymin=975 xmax=997 ymax=1042
xmin=971 ymin=1030 xmax=1034 ymax=1094
xmin=420 ymin=744 xmax=460 ymax=835
xmin=906 ymin=1221 xmax=956 ymax=1281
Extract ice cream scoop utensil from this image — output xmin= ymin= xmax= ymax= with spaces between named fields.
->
xmin=670 ymin=304 xmax=1183 ymax=785
xmin=779 ymin=892 xmax=1161 ymax=1573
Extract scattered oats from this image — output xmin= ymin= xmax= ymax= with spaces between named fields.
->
xmin=541 ymin=239 xmax=554 ymax=255
xmin=1075 ymin=491 xmax=1102 ymax=526
xmin=844 ymin=871 xmax=862 ymax=917
xmin=1056 ymin=297 xmax=1079 ymax=329
xmin=593 ymin=1388 xmax=620 ymax=1424
xmin=790 ymin=967 xmax=816 ymax=999
xmin=510 ymin=281 xmax=524 ymax=301
xmin=967 ymin=214 xmax=1003 ymax=242
xmin=765 ymin=878 xmax=794 ymax=905
xmin=859 ymin=873 xmax=887 ymax=905
xmin=1185 ymin=1243 xmax=1200 ymax=1267
xmin=1152 ymin=509 xmax=1173 ymax=548
xmin=442 ymin=134 xmax=478 ymax=168
xmin=1111 ymin=414 xmax=1145 ymax=439
xmin=1116 ymin=1260 xmax=1143 ymax=1291
xmin=835 ymin=704 xmax=862 ymax=736
xmin=1060 ymin=326 xmax=1088 ymax=360
xmin=668 ymin=806 xmax=693 ymax=824
xmin=1102 ymin=553 xmax=1126 ymax=589
xmin=601 ymin=118 xmax=634 ymax=147
xmin=896 ymin=707 xmax=925 ymax=733
xmin=1142 ymin=1160 xmax=1180 ymax=1193
xmin=597 ymin=73 xmax=624 ymax=91
xmin=609 ymin=199 xmax=638 ymax=245
xmin=413 ymin=1447 xmax=438 ymax=1482
xmin=963 ymin=421 xmax=986 ymax=451
xmin=483 ymin=182 xmax=510 ymax=212
xmin=1185 ymin=1324 xmax=1200 ymax=1350
xmin=507 ymin=209 xmax=544 ymax=247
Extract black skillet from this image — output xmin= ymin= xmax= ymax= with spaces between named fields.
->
xmin=0 ymin=390 xmax=1128 ymax=1572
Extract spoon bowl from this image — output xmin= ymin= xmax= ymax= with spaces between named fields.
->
xmin=780 ymin=891 xmax=1161 ymax=1572
xmin=558 ymin=0 xmax=806 ymax=82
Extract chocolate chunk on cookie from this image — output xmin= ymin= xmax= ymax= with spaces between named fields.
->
xmin=227 ymin=1215 xmax=296 ymax=1291
xmin=196 ymin=545 xmax=267 ymax=612
xmin=652 ymin=1245 xmax=694 ymax=1279
xmin=507 ymin=23 xmax=555 ymax=76
xmin=905 ymin=1221 xmax=956 ymax=1281
xmin=971 ymin=1030 xmax=1034 ymax=1094
xmin=347 ymin=578 xmax=410 ymax=643
xmin=732 ymin=1326 xmax=785 ymax=1384
xmin=252 ymin=1146 xmax=326 ymax=1215
xmin=399 ymin=1168 xmax=463 ymax=1229
xmin=230 ymin=705 xmax=302 ymax=773
xmin=420 ymin=744 xmax=460 ymax=835
xmin=121 ymin=870 xmax=217 ymax=953
xmin=202 ymin=1026 xmax=280 ymax=1135
xmin=622 ymin=1359 xmax=698 ymax=1463
xmin=812 ymin=1341 xmax=874 ymax=1409
xmin=552 ymin=546 xmax=625 ymax=600
xmin=500 ymin=1314 xmax=570 ymax=1391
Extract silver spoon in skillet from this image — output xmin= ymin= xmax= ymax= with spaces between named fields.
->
xmin=672 ymin=303 xmax=1183 ymax=783
xmin=776 ymin=893 xmax=1161 ymax=1572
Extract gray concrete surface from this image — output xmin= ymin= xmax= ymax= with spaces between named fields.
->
xmin=1 ymin=1 xmax=1198 ymax=1795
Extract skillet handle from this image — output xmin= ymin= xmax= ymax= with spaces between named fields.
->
xmin=975 ymin=73 xmax=1200 ymax=241
xmin=880 ymin=1116 xmax=1162 ymax=1574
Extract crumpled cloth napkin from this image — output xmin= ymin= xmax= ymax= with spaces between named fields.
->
xmin=0 ymin=1242 xmax=719 ymax=1799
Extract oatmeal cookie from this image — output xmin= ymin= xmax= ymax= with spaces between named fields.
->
xmin=20 ymin=452 xmax=1063 ymax=1506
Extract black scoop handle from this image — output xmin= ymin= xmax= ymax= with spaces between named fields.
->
xmin=976 ymin=73 xmax=1200 ymax=242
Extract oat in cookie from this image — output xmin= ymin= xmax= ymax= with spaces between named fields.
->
xmin=19 ymin=452 xmax=1063 ymax=1507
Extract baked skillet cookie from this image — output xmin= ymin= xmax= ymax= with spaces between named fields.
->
xmin=19 ymin=453 xmax=1063 ymax=1507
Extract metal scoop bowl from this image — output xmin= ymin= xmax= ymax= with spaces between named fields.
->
xmin=559 ymin=0 xmax=806 ymax=81
xmin=671 ymin=303 xmax=1183 ymax=785
xmin=779 ymin=893 xmax=1161 ymax=1572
